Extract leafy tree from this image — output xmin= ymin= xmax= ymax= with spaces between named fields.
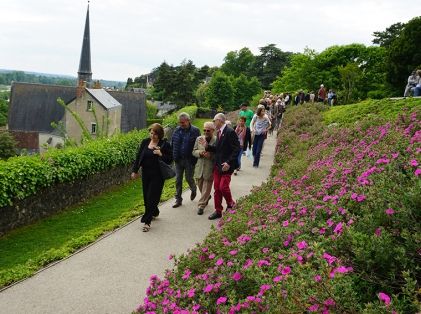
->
xmin=173 ymin=60 xmax=198 ymax=105
xmin=0 ymin=131 xmax=17 ymax=159
xmin=0 ymin=96 xmax=8 ymax=127
xmin=220 ymin=47 xmax=256 ymax=77
xmin=205 ymin=71 xmax=234 ymax=111
xmin=252 ymin=44 xmax=292 ymax=90
xmin=195 ymin=83 xmax=209 ymax=107
xmin=385 ymin=17 xmax=421 ymax=95
xmin=233 ymin=74 xmax=262 ymax=105
xmin=152 ymin=62 xmax=177 ymax=102
xmin=372 ymin=22 xmax=405 ymax=47
xmin=338 ymin=62 xmax=362 ymax=104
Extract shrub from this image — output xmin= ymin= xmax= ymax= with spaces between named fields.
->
xmin=0 ymin=131 xmax=17 ymax=160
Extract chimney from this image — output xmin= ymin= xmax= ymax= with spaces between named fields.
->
xmin=77 ymin=80 xmax=86 ymax=98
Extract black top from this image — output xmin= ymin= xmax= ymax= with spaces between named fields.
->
xmin=132 ymin=138 xmax=173 ymax=173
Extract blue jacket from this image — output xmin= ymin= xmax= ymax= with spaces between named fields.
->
xmin=171 ymin=124 xmax=200 ymax=164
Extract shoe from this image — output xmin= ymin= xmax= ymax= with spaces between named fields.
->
xmin=142 ymin=224 xmax=151 ymax=232
xmin=153 ymin=210 xmax=160 ymax=217
xmin=208 ymin=211 xmax=222 ymax=220
xmin=190 ymin=190 xmax=197 ymax=201
xmin=205 ymin=195 xmax=212 ymax=206
xmin=172 ymin=201 xmax=182 ymax=208
xmin=197 ymin=208 xmax=204 ymax=215
xmin=234 ymin=170 xmax=238 ymax=176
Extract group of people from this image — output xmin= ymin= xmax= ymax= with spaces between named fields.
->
xmin=404 ymin=69 xmax=421 ymax=97
xmin=130 ymin=101 xmax=273 ymax=232
xmin=292 ymin=85 xmax=337 ymax=106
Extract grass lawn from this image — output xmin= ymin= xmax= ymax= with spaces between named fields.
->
xmin=192 ymin=118 xmax=212 ymax=130
xmin=0 ymin=177 xmax=181 ymax=288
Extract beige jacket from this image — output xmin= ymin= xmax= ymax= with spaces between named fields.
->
xmin=192 ymin=135 xmax=216 ymax=180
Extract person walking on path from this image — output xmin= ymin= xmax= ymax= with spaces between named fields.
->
xmin=238 ymin=102 xmax=254 ymax=153
xmin=318 ymin=84 xmax=326 ymax=103
xmin=131 ymin=123 xmax=173 ymax=232
xmin=171 ymin=112 xmax=201 ymax=208
xmin=234 ymin=116 xmax=247 ymax=175
xmin=404 ymin=70 xmax=419 ymax=97
xmin=250 ymin=105 xmax=271 ymax=168
xmin=200 ymin=113 xmax=240 ymax=220
xmin=192 ymin=122 xmax=216 ymax=215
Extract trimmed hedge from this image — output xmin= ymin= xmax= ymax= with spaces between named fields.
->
xmin=162 ymin=105 xmax=198 ymax=128
xmin=0 ymin=129 xmax=148 ymax=208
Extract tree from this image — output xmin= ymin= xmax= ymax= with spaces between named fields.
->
xmin=233 ymin=74 xmax=261 ymax=105
xmin=0 ymin=95 xmax=8 ymax=127
xmin=0 ymin=131 xmax=17 ymax=159
xmin=338 ymin=62 xmax=362 ymax=104
xmin=173 ymin=60 xmax=198 ymax=105
xmin=205 ymin=71 xmax=234 ymax=111
xmin=152 ymin=62 xmax=177 ymax=102
xmin=252 ymin=44 xmax=292 ymax=90
xmin=372 ymin=22 xmax=405 ymax=47
xmin=220 ymin=47 xmax=256 ymax=77
xmin=385 ymin=17 xmax=421 ymax=95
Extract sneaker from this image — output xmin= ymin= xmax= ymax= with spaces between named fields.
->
xmin=208 ymin=211 xmax=222 ymax=220
xmin=172 ymin=201 xmax=182 ymax=208
xmin=197 ymin=208 xmax=204 ymax=215
xmin=190 ymin=190 xmax=197 ymax=201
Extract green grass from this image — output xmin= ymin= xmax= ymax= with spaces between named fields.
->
xmin=0 ymin=177 xmax=182 ymax=288
xmin=192 ymin=118 xmax=212 ymax=130
xmin=323 ymin=97 xmax=421 ymax=125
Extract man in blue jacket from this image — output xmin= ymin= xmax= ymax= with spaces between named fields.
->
xmin=171 ymin=112 xmax=201 ymax=208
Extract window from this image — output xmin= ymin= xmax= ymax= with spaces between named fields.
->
xmin=87 ymin=100 xmax=93 ymax=111
xmin=91 ymin=123 xmax=97 ymax=134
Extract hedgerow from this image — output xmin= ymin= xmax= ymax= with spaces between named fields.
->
xmin=134 ymin=103 xmax=420 ymax=313
xmin=162 ymin=105 xmax=198 ymax=128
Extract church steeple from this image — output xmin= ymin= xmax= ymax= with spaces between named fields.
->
xmin=78 ymin=3 xmax=92 ymax=85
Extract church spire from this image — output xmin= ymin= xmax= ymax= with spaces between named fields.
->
xmin=78 ymin=3 xmax=92 ymax=84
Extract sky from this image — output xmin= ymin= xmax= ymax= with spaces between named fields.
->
xmin=0 ymin=0 xmax=417 ymax=82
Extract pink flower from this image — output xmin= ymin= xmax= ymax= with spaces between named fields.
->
xmin=333 ymin=222 xmax=343 ymax=234
xmin=182 ymin=269 xmax=191 ymax=280
xmin=415 ymin=168 xmax=421 ymax=176
xmin=282 ymin=220 xmax=289 ymax=227
xmin=375 ymin=227 xmax=382 ymax=237
xmin=216 ymin=258 xmax=224 ymax=266
xmin=409 ymin=159 xmax=418 ymax=167
xmin=229 ymin=250 xmax=238 ymax=256
xmin=322 ymin=252 xmax=336 ymax=265
xmin=208 ymin=253 xmax=215 ymax=259
xmin=296 ymin=240 xmax=308 ymax=250
xmin=308 ymin=304 xmax=319 ymax=312
xmin=203 ymin=284 xmax=213 ymax=293
xmin=385 ymin=208 xmax=395 ymax=215
xmin=314 ymin=275 xmax=322 ymax=282
xmin=281 ymin=266 xmax=291 ymax=275
xmin=232 ymin=272 xmax=242 ymax=281
xmin=324 ymin=298 xmax=336 ymax=306
xmin=262 ymin=247 xmax=270 ymax=253
xmin=273 ymin=276 xmax=283 ymax=283
xmin=378 ymin=292 xmax=391 ymax=306
xmin=243 ymin=259 xmax=253 ymax=269
xmin=187 ymin=288 xmax=195 ymax=298
xmin=356 ymin=194 xmax=366 ymax=202
xmin=216 ymin=296 xmax=227 ymax=305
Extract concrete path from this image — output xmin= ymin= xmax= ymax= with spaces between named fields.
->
xmin=0 ymin=133 xmax=277 ymax=314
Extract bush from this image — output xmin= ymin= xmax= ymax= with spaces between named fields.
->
xmin=162 ymin=105 xmax=198 ymax=128
xmin=146 ymin=119 xmax=163 ymax=126
xmin=0 ymin=131 xmax=16 ymax=160
xmin=146 ymin=101 xmax=158 ymax=119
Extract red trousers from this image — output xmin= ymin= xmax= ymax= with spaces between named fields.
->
xmin=213 ymin=166 xmax=235 ymax=213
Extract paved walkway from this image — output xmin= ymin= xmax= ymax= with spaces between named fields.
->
xmin=0 ymin=133 xmax=277 ymax=314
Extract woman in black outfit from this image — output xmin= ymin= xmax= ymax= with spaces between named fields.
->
xmin=131 ymin=123 xmax=173 ymax=232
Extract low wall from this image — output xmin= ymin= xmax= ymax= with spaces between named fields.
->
xmin=0 ymin=165 xmax=131 ymax=236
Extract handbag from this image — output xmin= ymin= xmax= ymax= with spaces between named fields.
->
xmin=158 ymin=159 xmax=176 ymax=180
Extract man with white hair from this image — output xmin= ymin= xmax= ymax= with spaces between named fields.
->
xmin=192 ymin=121 xmax=216 ymax=215
xmin=200 ymin=113 xmax=240 ymax=220
xmin=317 ymin=84 xmax=326 ymax=103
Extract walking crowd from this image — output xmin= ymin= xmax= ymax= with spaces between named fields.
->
xmin=130 ymin=92 xmax=285 ymax=232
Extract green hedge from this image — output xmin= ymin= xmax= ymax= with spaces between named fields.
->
xmin=323 ymin=97 xmax=421 ymax=125
xmin=147 ymin=119 xmax=164 ymax=126
xmin=162 ymin=105 xmax=198 ymax=128
xmin=0 ymin=129 xmax=149 ymax=207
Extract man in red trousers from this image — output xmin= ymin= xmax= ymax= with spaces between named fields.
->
xmin=200 ymin=113 xmax=240 ymax=220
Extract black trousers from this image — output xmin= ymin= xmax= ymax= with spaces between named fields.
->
xmin=141 ymin=170 xmax=164 ymax=225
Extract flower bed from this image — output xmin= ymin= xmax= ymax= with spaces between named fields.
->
xmin=134 ymin=104 xmax=420 ymax=313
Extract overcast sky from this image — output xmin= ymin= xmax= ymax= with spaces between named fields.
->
xmin=0 ymin=0 xmax=416 ymax=82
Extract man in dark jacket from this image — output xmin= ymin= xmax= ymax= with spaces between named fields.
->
xmin=171 ymin=112 xmax=201 ymax=208
xmin=200 ymin=113 xmax=240 ymax=220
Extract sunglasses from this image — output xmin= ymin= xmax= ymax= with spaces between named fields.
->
xmin=203 ymin=129 xmax=212 ymax=132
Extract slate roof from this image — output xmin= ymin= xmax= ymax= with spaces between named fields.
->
xmin=9 ymin=82 xmax=146 ymax=134
xmin=86 ymin=88 xmax=122 ymax=110
xmin=9 ymin=82 xmax=76 ymax=133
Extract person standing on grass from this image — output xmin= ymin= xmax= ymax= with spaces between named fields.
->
xmin=171 ymin=112 xmax=201 ymax=208
xmin=131 ymin=123 xmax=173 ymax=232
xmin=234 ymin=116 xmax=247 ymax=175
xmin=250 ymin=105 xmax=271 ymax=168
xmin=192 ymin=122 xmax=216 ymax=215
xmin=200 ymin=113 xmax=240 ymax=220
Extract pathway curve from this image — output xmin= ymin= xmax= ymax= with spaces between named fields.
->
xmin=0 ymin=133 xmax=278 ymax=314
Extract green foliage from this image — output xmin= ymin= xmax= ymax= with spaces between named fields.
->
xmin=323 ymin=98 xmax=421 ymax=126
xmin=146 ymin=101 xmax=158 ymax=119
xmin=146 ymin=119 xmax=163 ymax=126
xmin=205 ymin=71 xmax=235 ymax=111
xmin=161 ymin=105 xmax=198 ymax=128
xmin=0 ymin=129 xmax=149 ymax=207
xmin=0 ymin=131 xmax=17 ymax=160
xmin=385 ymin=17 xmax=421 ymax=95
xmin=372 ymin=22 xmax=405 ymax=47
xmin=220 ymin=47 xmax=256 ymax=78
xmin=0 ymin=71 xmax=76 ymax=86
xmin=232 ymin=74 xmax=262 ymax=106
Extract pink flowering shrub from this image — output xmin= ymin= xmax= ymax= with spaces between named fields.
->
xmin=134 ymin=104 xmax=420 ymax=313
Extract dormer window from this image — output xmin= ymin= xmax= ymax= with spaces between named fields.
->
xmin=87 ymin=100 xmax=93 ymax=111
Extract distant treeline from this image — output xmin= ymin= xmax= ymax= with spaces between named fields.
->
xmin=0 ymin=70 xmax=125 ymax=89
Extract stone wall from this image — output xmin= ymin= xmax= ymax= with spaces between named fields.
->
xmin=0 ymin=165 xmax=131 ymax=236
